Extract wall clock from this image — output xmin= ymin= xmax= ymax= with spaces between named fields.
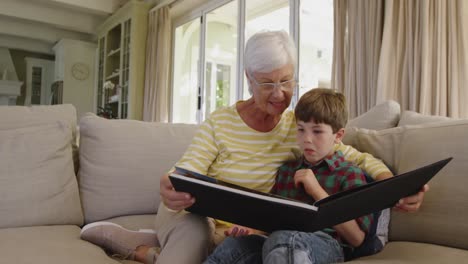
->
xmin=71 ymin=62 xmax=90 ymax=81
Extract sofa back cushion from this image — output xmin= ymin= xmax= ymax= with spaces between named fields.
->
xmin=0 ymin=104 xmax=79 ymax=173
xmin=346 ymin=100 xmax=400 ymax=130
xmin=389 ymin=119 xmax=468 ymax=249
xmin=78 ymin=114 xmax=198 ymax=223
xmin=344 ymin=120 xmax=468 ymax=250
xmin=343 ymin=126 xmax=404 ymax=173
xmin=398 ymin=110 xmax=458 ymax=126
xmin=0 ymin=121 xmax=83 ymax=228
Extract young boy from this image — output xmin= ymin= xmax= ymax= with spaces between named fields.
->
xmin=204 ymin=88 xmax=376 ymax=264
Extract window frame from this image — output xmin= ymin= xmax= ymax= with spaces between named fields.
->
xmin=170 ymin=0 xmax=309 ymax=123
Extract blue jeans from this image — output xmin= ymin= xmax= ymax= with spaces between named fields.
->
xmin=203 ymin=234 xmax=265 ymax=264
xmin=204 ymin=231 xmax=344 ymax=264
xmin=263 ymin=231 xmax=344 ymax=264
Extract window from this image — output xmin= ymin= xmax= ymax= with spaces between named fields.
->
xmin=171 ymin=0 xmax=333 ymax=123
xmin=172 ymin=18 xmax=201 ymax=123
xmin=204 ymin=0 xmax=238 ymax=119
xmin=243 ymin=0 xmax=290 ymax=100
xmin=298 ymin=0 xmax=333 ymax=97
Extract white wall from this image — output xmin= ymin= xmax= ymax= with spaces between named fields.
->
xmin=54 ymin=39 xmax=97 ymax=119
xmin=0 ymin=48 xmax=18 ymax=81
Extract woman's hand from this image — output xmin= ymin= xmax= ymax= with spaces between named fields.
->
xmin=160 ymin=173 xmax=195 ymax=211
xmin=394 ymin=184 xmax=429 ymax=212
xmin=224 ymin=225 xmax=263 ymax=237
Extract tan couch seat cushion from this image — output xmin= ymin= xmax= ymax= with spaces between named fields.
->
xmin=0 ymin=225 xmax=121 ymax=264
xmin=0 ymin=121 xmax=83 ymax=228
xmin=78 ymin=114 xmax=198 ymax=223
xmin=349 ymin=241 xmax=468 ymax=263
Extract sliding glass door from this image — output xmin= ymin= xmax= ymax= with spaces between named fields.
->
xmin=242 ymin=0 xmax=290 ymax=99
xmin=298 ymin=0 xmax=333 ymax=97
xmin=172 ymin=18 xmax=201 ymax=123
xmin=171 ymin=0 xmax=333 ymax=123
xmin=204 ymin=0 xmax=238 ymax=120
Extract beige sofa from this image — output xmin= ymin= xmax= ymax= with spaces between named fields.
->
xmin=0 ymin=102 xmax=467 ymax=263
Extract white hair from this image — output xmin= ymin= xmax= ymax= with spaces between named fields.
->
xmin=244 ymin=30 xmax=297 ymax=75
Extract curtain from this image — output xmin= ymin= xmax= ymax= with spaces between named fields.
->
xmin=143 ymin=6 xmax=172 ymax=122
xmin=331 ymin=0 xmax=347 ymax=103
xmin=333 ymin=0 xmax=468 ymax=118
xmin=377 ymin=0 xmax=468 ymax=118
xmin=332 ymin=0 xmax=384 ymax=118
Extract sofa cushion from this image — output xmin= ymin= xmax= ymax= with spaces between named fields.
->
xmin=398 ymin=110 xmax=457 ymax=126
xmin=0 ymin=104 xmax=77 ymax=138
xmin=389 ymin=119 xmax=468 ymax=249
xmin=342 ymin=126 xmax=404 ymax=173
xmin=344 ymin=120 xmax=468 ymax=250
xmin=0 ymin=121 xmax=83 ymax=228
xmin=0 ymin=225 xmax=122 ymax=264
xmin=348 ymin=241 xmax=468 ymax=263
xmin=78 ymin=114 xmax=198 ymax=223
xmin=0 ymin=104 xmax=79 ymax=172
xmin=343 ymin=126 xmax=407 ymax=245
xmin=346 ymin=100 xmax=400 ymax=130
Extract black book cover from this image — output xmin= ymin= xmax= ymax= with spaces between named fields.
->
xmin=169 ymin=157 xmax=452 ymax=233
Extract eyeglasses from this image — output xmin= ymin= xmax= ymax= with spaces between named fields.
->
xmin=250 ymin=78 xmax=297 ymax=92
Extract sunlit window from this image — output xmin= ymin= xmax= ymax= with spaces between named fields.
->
xmin=243 ymin=0 xmax=290 ymax=100
xmin=171 ymin=0 xmax=334 ymax=123
xmin=204 ymin=1 xmax=238 ymax=120
xmin=172 ymin=19 xmax=200 ymax=123
xmin=298 ymin=0 xmax=333 ymax=97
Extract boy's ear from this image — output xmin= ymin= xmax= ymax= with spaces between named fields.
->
xmin=334 ymin=128 xmax=345 ymax=143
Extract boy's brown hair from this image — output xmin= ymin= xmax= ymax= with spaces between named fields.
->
xmin=294 ymin=88 xmax=348 ymax=133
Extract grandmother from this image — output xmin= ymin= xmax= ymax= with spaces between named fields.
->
xmin=81 ymin=30 xmax=427 ymax=264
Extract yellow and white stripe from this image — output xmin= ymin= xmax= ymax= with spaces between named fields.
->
xmin=176 ymin=104 xmax=298 ymax=193
xmin=176 ymin=103 xmax=391 ymax=193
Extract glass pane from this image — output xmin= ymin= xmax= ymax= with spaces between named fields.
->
xmin=243 ymin=0 xmax=290 ymax=99
xmin=31 ymin=67 xmax=42 ymax=105
xmin=97 ymin=37 xmax=105 ymax=112
xmin=172 ymin=18 xmax=201 ymax=123
xmin=298 ymin=0 xmax=333 ymax=97
xmin=121 ymin=19 xmax=131 ymax=119
xmin=204 ymin=0 xmax=238 ymax=118
xmin=104 ymin=24 xmax=122 ymax=119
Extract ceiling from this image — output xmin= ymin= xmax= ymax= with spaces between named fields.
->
xmin=0 ymin=0 xmax=132 ymax=54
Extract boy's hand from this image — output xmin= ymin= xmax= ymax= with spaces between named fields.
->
xmin=294 ymin=169 xmax=329 ymax=201
xmin=294 ymin=169 xmax=320 ymax=194
xmin=224 ymin=225 xmax=263 ymax=237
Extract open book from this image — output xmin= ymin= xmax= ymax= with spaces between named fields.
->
xmin=169 ymin=157 xmax=452 ymax=233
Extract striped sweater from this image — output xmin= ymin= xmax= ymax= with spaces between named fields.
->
xmin=175 ymin=102 xmax=390 ymax=193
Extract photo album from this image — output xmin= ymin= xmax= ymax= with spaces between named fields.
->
xmin=169 ymin=157 xmax=452 ymax=233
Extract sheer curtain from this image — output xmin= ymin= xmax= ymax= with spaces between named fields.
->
xmin=143 ymin=6 xmax=172 ymax=122
xmin=377 ymin=0 xmax=468 ymax=118
xmin=332 ymin=0 xmax=384 ymax=118
xmin=333 ymin=0 xmax=468 ymax=118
